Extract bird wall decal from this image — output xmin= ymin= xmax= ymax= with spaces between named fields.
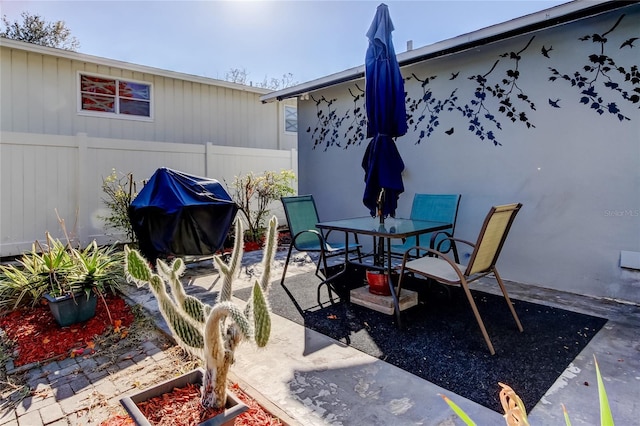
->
xmin=620 ymin=37 xmax=638 ymax=48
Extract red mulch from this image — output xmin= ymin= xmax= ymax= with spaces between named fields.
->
xmin=0 ymin=293 xmax=134 ymax=367
xmin=99 ymin=382 xmax=282 ymax=426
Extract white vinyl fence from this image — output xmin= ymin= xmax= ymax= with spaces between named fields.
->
xmin=0 ymin=131 xmax=298 ymax=257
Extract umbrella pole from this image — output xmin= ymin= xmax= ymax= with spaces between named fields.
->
xmin=377 ymin=189 xmax=385 ymax=225
xmin=376 ymin=189 xmax=385 ymax=265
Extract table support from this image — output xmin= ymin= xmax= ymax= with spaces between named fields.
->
xmin=384 ymin=236 xmax=402 ymax=328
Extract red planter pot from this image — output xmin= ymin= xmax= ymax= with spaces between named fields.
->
xmin=366 ymin=270 xmax=397 ymax=296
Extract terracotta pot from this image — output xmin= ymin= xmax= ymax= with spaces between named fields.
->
xmin=366 ymin=270 xmax=397 ymax=296
xmin=120 ymin=368 xmax=248 ymax=426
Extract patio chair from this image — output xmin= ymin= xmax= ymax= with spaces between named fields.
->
xmin=280 ymin=195 xmax=362 ymax=302
xmin=391 ymin=193 xmax=461 ymax=258
xmin=397 ymin=203 xmax=524 ymax=355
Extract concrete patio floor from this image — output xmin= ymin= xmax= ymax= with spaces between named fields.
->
xmin=152 ymin=249 xmax=640 ymax=425
xmin=2 ymin=247 xmax=638 ymax=425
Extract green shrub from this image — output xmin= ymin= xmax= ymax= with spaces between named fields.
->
xmin=228 ymin=170 xmax=295 ymax=243
xmin=99 ymin=169 xmax=139 ymax=243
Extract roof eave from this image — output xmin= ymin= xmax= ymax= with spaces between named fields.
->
xmin=260 ymin=0 xmax=633 ymax=103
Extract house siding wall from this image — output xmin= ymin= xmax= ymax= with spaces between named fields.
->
xmin=295 ymin=6 xmax=640 ymax=303
xmin=0 ymin=42 xmax=296 ymax=150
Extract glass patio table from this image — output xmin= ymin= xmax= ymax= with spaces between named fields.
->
xmin=316 ymin=216 xmax=452 ymax=327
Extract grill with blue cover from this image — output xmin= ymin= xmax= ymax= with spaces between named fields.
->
xmin=129 ymin=168 xmax=238 ymax=262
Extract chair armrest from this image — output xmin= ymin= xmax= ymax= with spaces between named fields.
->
xmin=292 ymin=229 xmax=326 ymax=248
xmin=323 ymin=229 xmax=360 ymax=246
xmin=429 ymin=233 xmax=474 ymax=263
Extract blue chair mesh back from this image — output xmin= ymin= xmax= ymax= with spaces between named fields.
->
xmin=399 ymin=194 xmax=460 ymax=252
xmin=282 ymin=196 xmax=323 ymax=251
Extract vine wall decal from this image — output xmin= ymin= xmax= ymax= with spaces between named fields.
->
xmin=344 ymin=85 xmax=367 ymax=148
xmin=548 ymin=14 xmax=639 ymax=122
xmin=404 ymin=74 xmax=458 ymax=144
xmin=306 ymin=12 xmax=638 ymax=151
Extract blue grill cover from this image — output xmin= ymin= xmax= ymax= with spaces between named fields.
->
xmin=129 ymin=168 xmax=237 ymax=262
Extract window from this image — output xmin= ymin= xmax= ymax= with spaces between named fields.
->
xmin=79 ymin=73 xmax=152 ymax=119
xmin=284 ymin=105 xmax=297 ymax=133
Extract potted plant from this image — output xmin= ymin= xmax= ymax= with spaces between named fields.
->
xmin=0 ymin=232 xmax=124 ymax=326
xmin=121 ymin=216 xmax=279 ymax=425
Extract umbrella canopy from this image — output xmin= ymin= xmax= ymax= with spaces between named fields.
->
xmin=129 ymin=168 xmax=238 ymax=262
xmin=362 ymin=3 xmax=408 ymax=219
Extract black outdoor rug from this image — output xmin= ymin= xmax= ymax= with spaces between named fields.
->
xmin=234 ymin=266 xmax=607 ymax=413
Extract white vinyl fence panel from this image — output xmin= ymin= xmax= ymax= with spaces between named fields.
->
xmin=0 ymin=131 xmax=297 ymax=257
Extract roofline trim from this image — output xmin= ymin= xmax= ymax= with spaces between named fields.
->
xmin=260 ymin=0 xmax=635 ymax=103
xmin=0 ymin=38 xmax=272 ymax=94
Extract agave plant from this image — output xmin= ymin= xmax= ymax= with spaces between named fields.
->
xmin=0 ymin=233 xmax=124 ymax=312
xmin=124 ymin=216 xmax=278 ymax=409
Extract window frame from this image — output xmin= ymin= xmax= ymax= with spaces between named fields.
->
xmin=77 ymin=72 xmax=154 ymax=121
xmin=284 ymin=104 xmax=298 ymax=134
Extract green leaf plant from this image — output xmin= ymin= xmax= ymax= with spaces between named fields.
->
xmin=228 ymin=170 xmax=295 ymax=243
xmin=0 ymin=231 xmax=124 ymax=313
xmin=441 ymin=355 xmax=613 ymax=426
xmin=124 ymin=215 xmax=278 ymax=410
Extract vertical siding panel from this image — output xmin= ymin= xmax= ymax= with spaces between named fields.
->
xmin=233 ymin=90 xmax=242 ymax=146
xmin=230 ymin=90 xmax=244 ymax=146
xmin=56 ymin=58 xmax=73 ymax=134
xmin=253 ymin=93 xmax=262 ymax=147
xmin=152 ymin=76 xmax=164 ymax=141
xmin=218 ymin=86 xmax=226 ymax=145
xmin=0 ymin=48 xmax=13 ymax=131
xmin=27 ymin=52 xmax=44 ymax=133
xmin=174 ymin=79 xmax=184 ymax=142
xmin=200 ymin=84 xmax=210 ymax=143
xmin=183 ymin=81 xmax=194 ymax=143
xmin=11 ymin=50 xmax=28 ymax=132
xmin=211 ymin=85 xmax=221 ymax=145
xmin=255 ymin=94 xmax=268 ymax=148
xmin=42 ymin=55 xmax=59 ymax=134
xmin=194 ymin=82 xmax=204 ymax=143
xmin=189 ymin=81 xmax=198 ymax=143
xmin=226 ymin=88 xmax=234 ymax=146
xmin=239 ymin=91 xmax=248 ymax=147
xmin=164 ymin=77 xmax=175 ymax=142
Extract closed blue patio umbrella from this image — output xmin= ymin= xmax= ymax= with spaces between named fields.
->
xmin=361 ymin=3 xmax=408 ymax=222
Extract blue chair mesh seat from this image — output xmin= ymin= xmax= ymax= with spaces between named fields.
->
xmin=391 ymin=193 xmax=461 ymax=257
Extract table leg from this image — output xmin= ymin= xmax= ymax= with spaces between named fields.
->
xmin=385 ymin=237 xmax=402 ymax=328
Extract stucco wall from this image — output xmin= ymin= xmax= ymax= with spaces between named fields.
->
xmin=296 ymin=6 xmax=640 ymax=303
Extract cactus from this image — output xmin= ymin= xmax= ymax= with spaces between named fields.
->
xmin=124 ymin=216 xmax=278 ymax=409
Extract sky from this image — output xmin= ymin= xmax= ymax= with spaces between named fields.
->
xmin=0 ymin=0 xmax=569 ymax=85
